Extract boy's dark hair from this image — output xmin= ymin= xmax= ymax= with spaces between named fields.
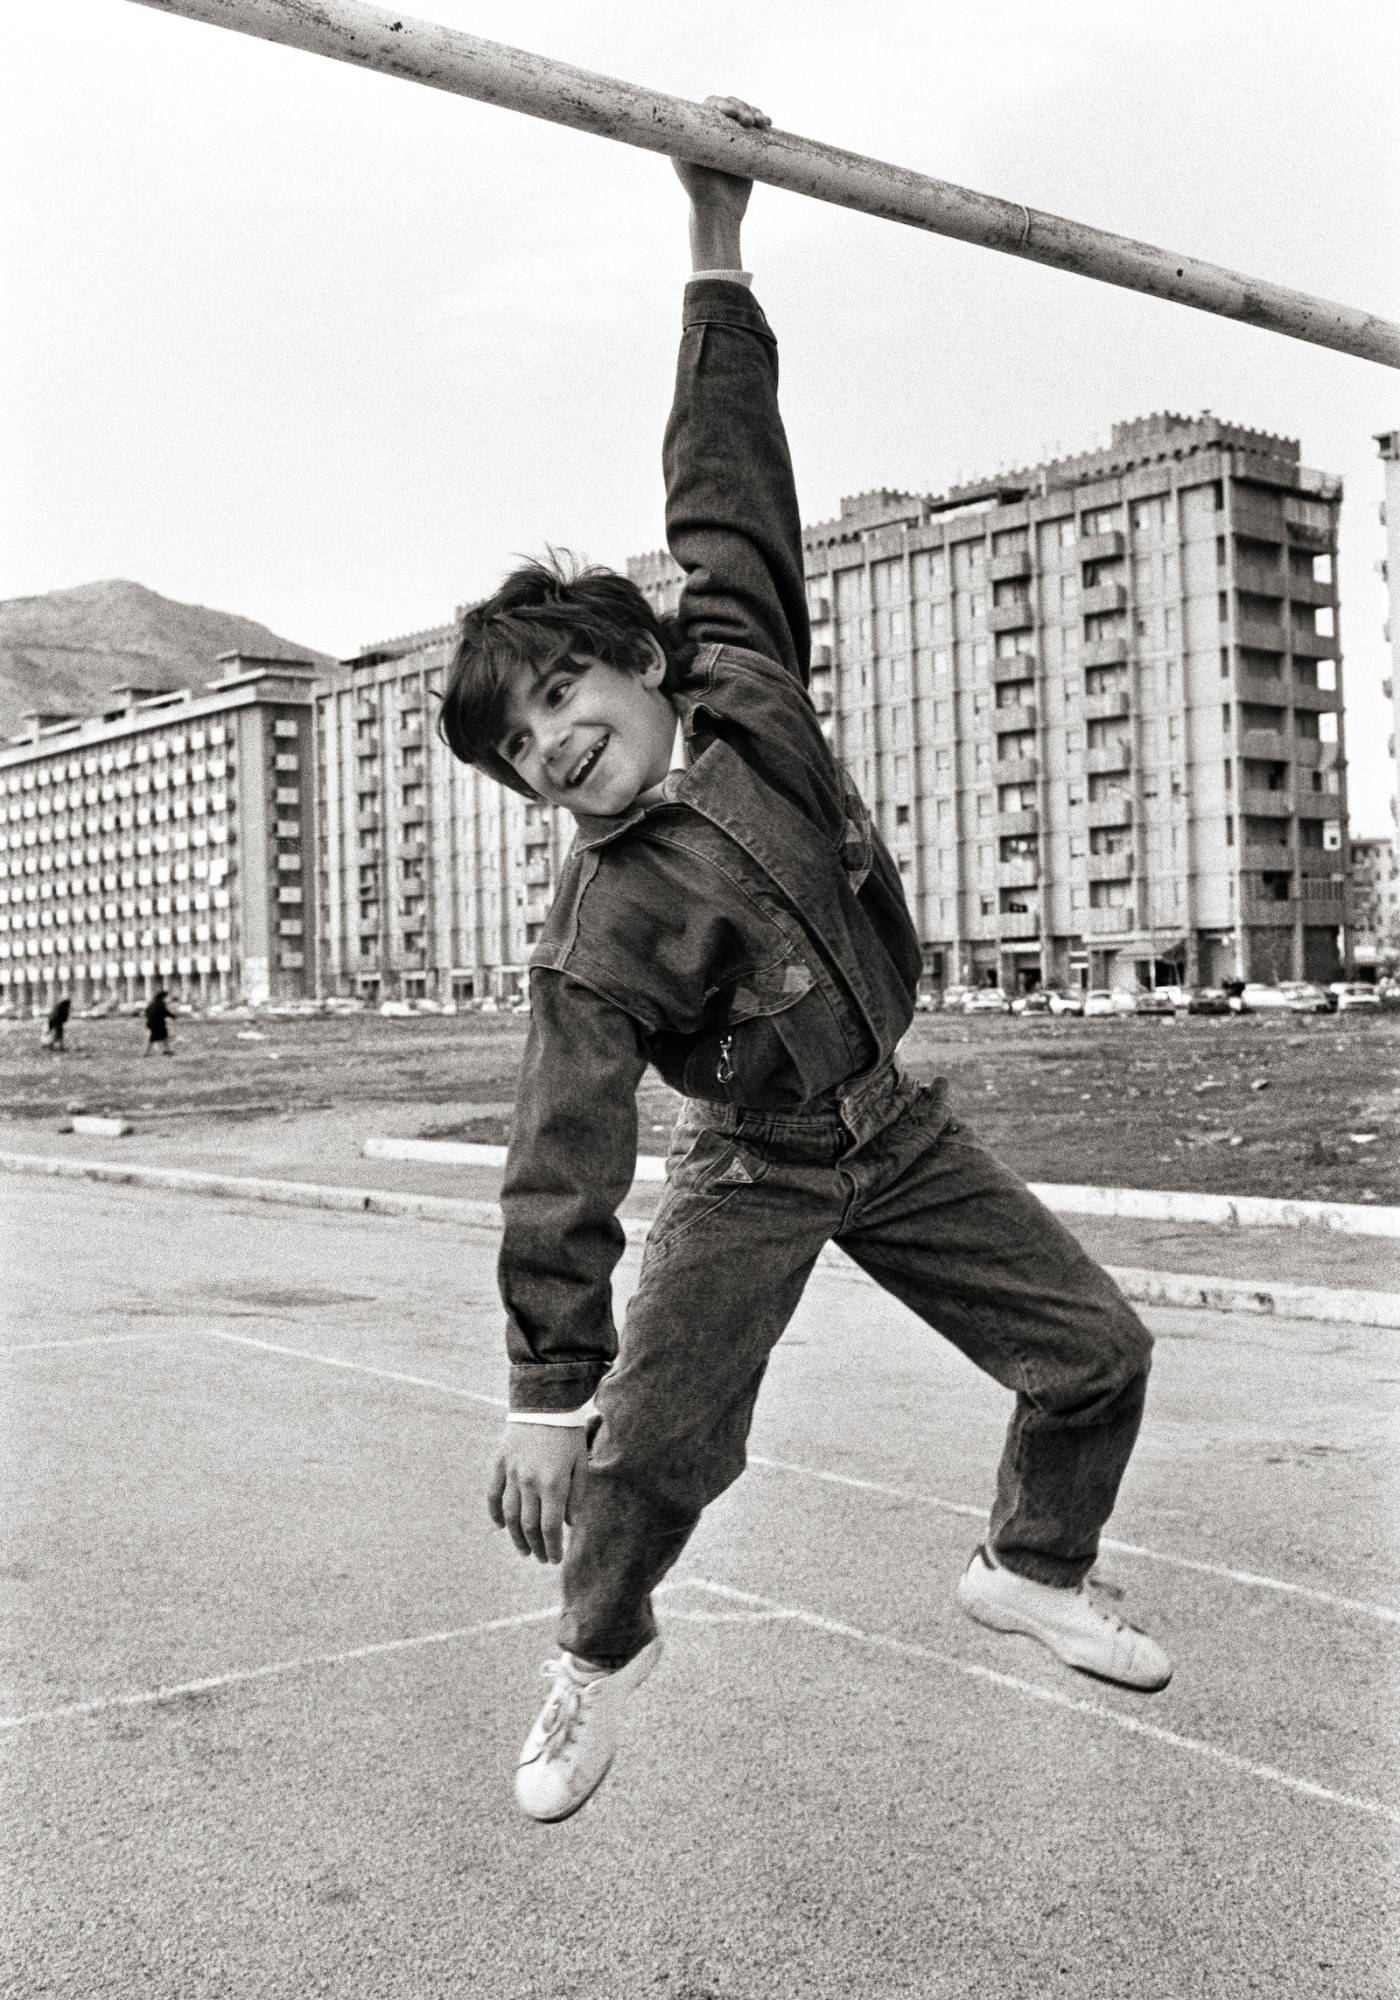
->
xmin=437 ymin=552 xmax=694 ymax=795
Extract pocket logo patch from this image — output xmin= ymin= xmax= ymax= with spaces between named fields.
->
xmin=713 ymin=1153 xmax=755 ymax=1185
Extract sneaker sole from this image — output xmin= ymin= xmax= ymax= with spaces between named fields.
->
xmin=958 ymin=1596 xmax=1172 ymax=1695
xmin=520 ymin=1752 xmax=615 ymax=1825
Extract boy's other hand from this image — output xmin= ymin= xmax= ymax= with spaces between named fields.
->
xmin=673 ymin=97 xmax=771 ymax=268
xmin=488 ymin=1423 xmax=589 ymax=1564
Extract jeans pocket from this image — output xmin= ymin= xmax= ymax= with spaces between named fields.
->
xmin=647 ymin=1130 xmax=771 ymax=1265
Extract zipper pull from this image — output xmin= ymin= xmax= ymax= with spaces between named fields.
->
xmin=716 ymin=1032 xmax=736 ymax=1086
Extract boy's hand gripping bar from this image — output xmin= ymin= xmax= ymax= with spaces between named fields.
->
xmin=129 ymin=0 xmax=1399 ymax=370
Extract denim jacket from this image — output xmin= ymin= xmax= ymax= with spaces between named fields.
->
xmin=500 ymin=280 xmax=922 ymax=1412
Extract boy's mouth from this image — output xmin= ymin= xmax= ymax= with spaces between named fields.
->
xmin=564 ymin=736 xmax=608 ymax=789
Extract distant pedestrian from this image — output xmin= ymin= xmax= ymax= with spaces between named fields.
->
xmin=44 ymin=996 xmax=71 ymax=1051
xmin=144 ymin=987 xmax=172 ymax=1056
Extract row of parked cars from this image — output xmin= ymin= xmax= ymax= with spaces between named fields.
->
xmin=923 ymin=980 xmax=1389 ymax=1019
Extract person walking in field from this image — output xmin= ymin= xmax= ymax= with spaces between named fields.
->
xmin=143 ymin=987 xmax=172 ymax=1056
xmin=44 ymin=995 xmax=71 ymax=1051
xmin=438 ymin=98 xmax=1171 ymax=1825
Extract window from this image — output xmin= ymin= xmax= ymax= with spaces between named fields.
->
xmin=1058 ymin=520 xmax=1077 ymax=549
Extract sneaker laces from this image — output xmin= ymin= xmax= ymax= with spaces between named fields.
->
xmin=534 ymin=1658 xmax=594 ymax=1760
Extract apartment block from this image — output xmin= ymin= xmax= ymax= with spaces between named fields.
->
xmin=0 ymin=655 xmax=318 ymax=1009
xmin=315 ymin=625 xmax=572 ymax=1002
xmin=633 ymin=412 xmax=1349 ymax=992
xmin=1378 ymin=430 xmax=1400 ymax=838
xmin=1349 ymin=834 xmax=1400 ymax=969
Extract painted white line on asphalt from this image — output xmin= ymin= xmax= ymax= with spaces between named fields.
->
xmin=197 ymin=1336 xmax=1400 ymax=1628
xmin=682 ymin=1578 xmax=1400 ymax=1828
xmin=0 ymin=1331 xmax=179 ymax=1355
xmin=0 ymin=1607 xmax=557 ymax=1734
xmin=200 ymin=1328 xmax=509 ymax=1409
xmin=747 ymin=1454 xmax=1400 ymax=1626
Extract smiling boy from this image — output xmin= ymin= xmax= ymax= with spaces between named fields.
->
xmin=439 ymin=99 xmax=1171 ymax=1825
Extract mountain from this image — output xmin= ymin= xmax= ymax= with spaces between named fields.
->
xmin=0 ymin=580 xmax=343 ymax=741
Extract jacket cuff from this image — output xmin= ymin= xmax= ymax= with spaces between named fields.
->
xmin=508 ymin=1360 xmax=609 ymax=1415
xmin=681 ymin=279 xmax=775 ymax=341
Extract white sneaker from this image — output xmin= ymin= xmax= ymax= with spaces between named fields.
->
xmin=514 ymin=1637 xmax=662 ymax=1822
xmin=957 ymin=1546 xmax=1172 ymax=1692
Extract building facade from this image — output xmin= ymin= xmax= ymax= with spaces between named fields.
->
xmin=0 ymin=655 xmax=319 ymax=1010
xmin=635 ymin=411 xmax=1349 ymax=992
xmin=1349 ymin=834 xmax=1400 ymax=971
xmin=1378 ymin=430 xmax=1400 ymax=840
xmin=315 ymin=625 xmax=572 ymax=1003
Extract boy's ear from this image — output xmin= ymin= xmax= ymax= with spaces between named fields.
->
xmin=637 ymin=636 xmax=668 ymax=689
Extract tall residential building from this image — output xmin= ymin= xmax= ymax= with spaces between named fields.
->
xmin=1377 ymin=430 xmax=1400 ymax=840
xmin=315 ymin=624 xmax=572 ymax=1003
xmin=633 ymin=411 xmax=1349 ymax=992
xmin=0 ymin=655 xmax=319 ymax=1009
xmin=1348 ymin=834 xmax=1399 ymax=971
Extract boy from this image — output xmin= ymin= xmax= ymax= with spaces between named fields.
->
xmin=439 ymin=99 xmax=1171 ymax=1825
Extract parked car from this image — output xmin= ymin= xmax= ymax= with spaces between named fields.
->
xmin=964 ymin=987 xmax=1011 ymax=1014
xmin=1082 ymin=989 xmax=1118 ymax=1019
xmin=1185 ymin=987 xmax=1232 ymax=1015
xmin=1240 ymin=982 xmax=1290 ymax=1011
xmin=1132 ymin=989 xmax=1176 ymax=1017
xmin=1045 ymin=988 xmax=1085 ymax=1016
xmin=913 ymin=990 xmax=938 ymax=1013
xmin=941 ymin=985 xmax=974 ymax=1011
xmin=1278 ymin=981 xmax=1333 ymax=1014
xmin=1011 ymin=990 xmax=1052 ymax=1015
xmin=1109 ymin=990 xmax=1139 ymax=1016
xmin=1334 ymin=982 xmax=1381 ymax=1012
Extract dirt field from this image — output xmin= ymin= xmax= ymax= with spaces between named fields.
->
xmin=2 ymin=1005 xmax=1398 ymax=1203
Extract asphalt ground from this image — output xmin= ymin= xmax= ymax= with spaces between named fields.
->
xmin=4 ymin=1178 xmax=1399 ymax=1998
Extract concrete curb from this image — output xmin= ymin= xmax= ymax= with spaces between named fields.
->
xmin=7 ymin=1150 xmax=1400 ymax=1329
xmin=362 ymin=1136 xmax=1400 ymax=1237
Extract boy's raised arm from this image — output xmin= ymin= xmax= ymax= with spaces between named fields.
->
xmin=665 ymin=102 xmax=810 ymax=682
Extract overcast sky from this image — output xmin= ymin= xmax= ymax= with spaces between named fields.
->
xmin=4 ymin=1 xmax=1398 ymax=828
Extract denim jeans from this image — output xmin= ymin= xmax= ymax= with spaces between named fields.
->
xmin=558 ymin=1070 xmax=1153 ymax=1667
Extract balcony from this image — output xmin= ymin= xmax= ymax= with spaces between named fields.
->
xmin=1087 ymin=741 xmax=1132 ymax=776
xmin=1087 ymin=795 xmax=1133 ymax=830
xmin=1287 ymin=575 xmax=1334 ymax=607
xmin=998 ymin=858 xmax=1039 ymax=890
xmin=356 ymin=810 xmax=381 ymax=833
xmin=1285 ymin=516 xmax=1331 ymax=553
xmin=1240 ymin=887 xmax=1295 ymax=925
xmin=1229 ymin=489 xmax=1284 ymax=541
xmin=1081 ymin=636 xmax=1129 ymax=669
xmin=993 ymin=701 xmax=1037 ymax=735
xmin=1235 ymin=611 xmax=1286 ymax=653
xmin=810 ymin=642 xmax=833 ymax=669
xmin=1077 ymin=530 xmax=1125 ymax=565
xmin=1241 ymin=727 xmax=1287 ymax=760
xmin=1085 ymin=690 xmax=1130 ymax=723
xmin=989 ymin=600 xmax=1034 ymax=634
xmin=1087 ymin=852 xmax=1134 ymax=883
xmin=1084 ymin=904 xmax=1135 ymax=936
xmin=1241 ymin=843 xmax=1293 ymax=873
xmin=997 ymin=909 xmax=1040 ymax=940
xmin=1236 ymin=664 xmax=1287 ymax=703
xmin=1241 ymin=786 xmax=1293 ymax=817
xmin=994 ymin=754 xmax=1039 ymax=786
xmin=991 ymin=650 xmax=1038 ymax=683
xmin=995 ymin=809 xmax=1040 ymax=839
xmin=1081 ymin=582 xmax=1128 ymax=618
xmin=1288 ymin=620 xmax=1335 ymax=660
xmin=1233 ymin=553 xmax=1285 ymax=596
xmin=988 ymin=550 xmax=1032 ymax=583
xmin=1290 ymin=681 xmax=1340 ymax=713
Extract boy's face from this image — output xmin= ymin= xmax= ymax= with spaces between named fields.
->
xmin=495 ymin=643 xmax=677 ymax=817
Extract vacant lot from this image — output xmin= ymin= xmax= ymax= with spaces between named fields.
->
xmin=4 ymin=1005 xmax=1398 ymax=1203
